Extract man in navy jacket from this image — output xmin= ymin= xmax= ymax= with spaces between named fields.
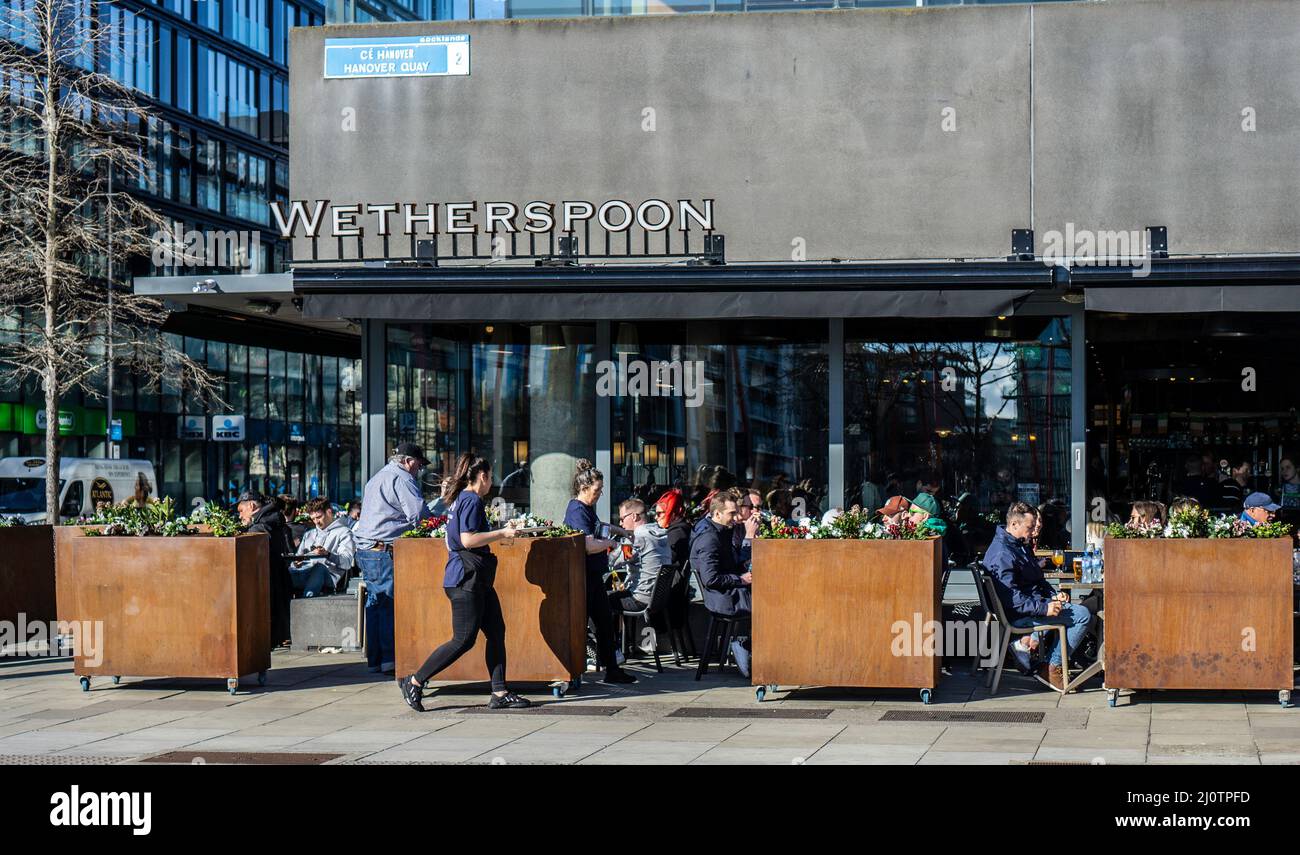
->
xmin=691 ymin=491 xmax=751 ymax=617
xmin=984 ymin=502 xmax=1091 ymax=689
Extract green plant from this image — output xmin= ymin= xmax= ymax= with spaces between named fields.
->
xmin=0 ymin=516 xmax=27 ymax=528
xmin=190 ymin=500 xmax=242 ymax=538
xmin=83 ymin=497 xmax=197 ymax=537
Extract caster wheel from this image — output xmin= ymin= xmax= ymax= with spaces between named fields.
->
xmin=111 ymin=676 xmax=121 ymax=685
xmin=227 ymin=678 xmax=238 ymax=696
xmin=257 ymin=670 xmax=267 ymax=687
xmin=1280 ymin=690 xmax=1291 ymax=709
xmin=78 ymin=676 xmax=90 ymax=692
xmin=755 ymin=686 xmax=766 ymax=703
xmin=920 ymin=688 xmax=932 ymax=705
xmin=552 ymin=684 xmax=565 ymax=699
xmin=1106 ymin=688 xmax=1119 ymax=708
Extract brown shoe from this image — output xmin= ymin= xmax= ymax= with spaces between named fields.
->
xmin=1037 ymin=663 xmax=1065 ymax=690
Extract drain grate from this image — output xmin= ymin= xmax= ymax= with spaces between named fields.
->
xmin=1020 ymin=760 xmax=1098 ymax=766
xmin=460 ymin=704 xmax=625 ymax=716
xmin=0 ymin=754 xmax=127 ymax=765
xmin=139 ymin=751 xmax=343 ymax=765
xmin=667 ymin=707 xmax=832 ymax=720
xmin=880 ymin=710 xmax=1045 ymax=724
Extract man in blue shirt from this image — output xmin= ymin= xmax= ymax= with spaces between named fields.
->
xmin=1241 ymin=492 xmax=1280 ymax=526
xmin=984 ymin=502 xmax=1092 ymax=690
xmin=353 ymin=442 xmax=432 ymax=674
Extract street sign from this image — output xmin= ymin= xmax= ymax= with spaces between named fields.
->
xmin=212 ymin=415 xmax=245 ymax=442
xmin=323 ymin=35 xmax=470 ymax=80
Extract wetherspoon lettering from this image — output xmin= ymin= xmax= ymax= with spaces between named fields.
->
xmin=270 ymin=199 xmax=715 ymax=240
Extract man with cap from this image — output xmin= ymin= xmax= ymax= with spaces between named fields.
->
xmin=876 ymin=495 xmax=911 ymax=526
xmin=352 ymin=442 xmax=434 ymax=673
xmin=1241 ymin=492 xmax=1280 ymax=527
xmin=238 ymin=490 xmax=295 ymax=649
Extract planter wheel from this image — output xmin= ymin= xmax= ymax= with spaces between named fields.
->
xmin=551 ymin=682 xmax=566 ymax=699
xmin=78 ymin=676 xmax=89 ymax=692
xmin=227 ymin=678 xmax=239 ymax=696
xmin=1280 ymin=690 xmax=1291 ymax=709
xmin=111 ymin=676 xmax=121 ymax=685
xmin=919 ymin=688 xmax=933 ymax=705
xmin=1106 ymin=687 xmax=1119 ymax=708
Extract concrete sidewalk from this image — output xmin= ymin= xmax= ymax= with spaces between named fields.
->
xmin=0 ymin=651 xmax=1297 ymax=765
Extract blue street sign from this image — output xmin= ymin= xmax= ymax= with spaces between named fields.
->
xmin=324 ymin=35 xmax=470 ymax=80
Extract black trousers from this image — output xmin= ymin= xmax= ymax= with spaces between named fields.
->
xmin=587 ymin=570 xmax=619 ymax=672
xmin=414 ymin=585 xmax=507 ymax=692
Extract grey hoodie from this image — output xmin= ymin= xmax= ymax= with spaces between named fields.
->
xmin=612 ymin=521 xmax=672 ymax=604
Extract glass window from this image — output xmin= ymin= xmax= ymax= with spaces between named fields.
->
xmin=248 ymin=346 xmax=267 ymax=419
xmin=323 ymin=356 xmax=338 ymax=423
xmin=845 ymin=316 xmax=1073 ymax=557
xmin=268 ymin=349 xmax=286 ymax=421
xmin=386 ymin=323 xmax=596 ymax=521
xmin=610 ymin=321 xmax=828 ymax=518
xmin=227 ymin=342 xmax=248 ymax=413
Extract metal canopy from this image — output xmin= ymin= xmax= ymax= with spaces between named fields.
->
xmin=294 ymin=260 xmax=1050 ymax=321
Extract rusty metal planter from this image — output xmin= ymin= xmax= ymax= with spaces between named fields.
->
xmin=1104 ymin=537 xmax=1293 ymax=706
xmin=751 ymin=538 xmax=943 ymax=703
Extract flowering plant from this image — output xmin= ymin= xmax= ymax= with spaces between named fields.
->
xmin=757 ymin=515 xmax=810 ymax=540
xmin=1163 ymin=506 xmax=1210 ymax=539
xmin=540 ymin=523 xmax=580 ymax=538
xmin=82 ymin=497 xmax=196 ymax=537
xmin=760 ymin=511 xmax=932 ymax=541
xmin=0 ymin=516 xmax=27 ymax=528
xmin=400 ymin=515 xmax=449 ymax=538
xmin=1105 ymin=519 xmax=1165 ymax=539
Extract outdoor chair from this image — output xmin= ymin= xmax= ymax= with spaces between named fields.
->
xmin=691 ymin=566 xmax=751 ymax=680
xmin=977 ymin=567 xmax=1070 ymax=695
xmin=943 ymin=561 xmax=995 ymax=677
xmin=618 ymin=564 xmax=683 ymax=673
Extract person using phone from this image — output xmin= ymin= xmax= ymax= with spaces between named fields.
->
xmin=396 ymin=453 xmax=529 ymax=712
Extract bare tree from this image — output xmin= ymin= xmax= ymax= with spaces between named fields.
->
xmin=0 ymin=0 xmax=220 ymax=518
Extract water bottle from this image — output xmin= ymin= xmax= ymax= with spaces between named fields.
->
xmin=1096 ymin=543 xmax=1105 ymax=582
xmin=1085 ymin=545 xmax=1098 ymax=584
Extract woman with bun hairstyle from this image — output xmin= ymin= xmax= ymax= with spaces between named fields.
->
xmin=396 ymin=452 xmax=530 ymax=712
xmin=564 ymin=459 xmax=637 ymax=684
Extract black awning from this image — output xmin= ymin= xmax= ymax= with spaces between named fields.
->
xmin=1085 ymin=285 xmax=1300 ymax=313
xmin=294 ymin=261 xmax=1048 ymax=322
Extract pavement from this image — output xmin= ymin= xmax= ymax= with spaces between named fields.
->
xmin=2 ymin=650 xmax=1299 ymax=765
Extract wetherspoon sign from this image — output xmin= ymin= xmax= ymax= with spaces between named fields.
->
xmin=324 ymin=35 xmax=470 ymax=80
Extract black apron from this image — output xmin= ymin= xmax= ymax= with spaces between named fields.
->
xmin=455 ymin=546 xmax=497 ymax=592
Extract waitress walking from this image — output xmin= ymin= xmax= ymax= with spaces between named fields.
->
xmin=397 ymin=453 xmax=531 ymax=712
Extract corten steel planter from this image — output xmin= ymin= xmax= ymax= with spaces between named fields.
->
xmin=751 ymin=537 xmax=943 ymax=703
xmin=0 ymin=525 xmax=57 ymax=632
xmin=394 ymin=534 xmax=587 ymax=697
xmin=1104 ymin=537 xmax=1294 ymax=707
xmin=57 ymin=530 xmax=271 ymax=694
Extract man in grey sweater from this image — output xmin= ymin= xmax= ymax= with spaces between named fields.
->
xmin=608 ymin=498 xmax=672 ymax=610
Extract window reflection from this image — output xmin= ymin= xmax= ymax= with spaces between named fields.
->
xmin=845 ymin=317 xmax=1072 ymax=556
xmin=387 ymin=323 xmax=596 ymax=522
xmin=611 ymin=321 xmax=828 ymax=518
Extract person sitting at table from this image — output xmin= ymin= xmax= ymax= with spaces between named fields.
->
xmin=735 ymin=488 xmax=763 ymax=563
xmin=690 ymin=490 xmax=752 ymax=676
xmin=985 ymin=502 xmax=1093 ymax=690
xmin=1129 ymin=500 xmax=1166 ymax=530
xmin=291 ymin=497 xmax=356 ymax=597
xmin=1241 ymin=492 xmax=1280 ymax=527
xmin=608 ymin=498 xmax=670 ymax=612
xmin=908 ymin=492 xmax=947 ymax=537
xmin=876 ymin=495 xmax=911 ymax=526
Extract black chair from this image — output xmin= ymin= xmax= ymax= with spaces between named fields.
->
xmin=618 ymin=564 xmax=683 ymax=672
xmin=691 ymin=566 xmax=751 ymax=680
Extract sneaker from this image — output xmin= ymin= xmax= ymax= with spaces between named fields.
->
xmin=488 ymin=691 xmax=532 ymax=710
xmin=729 ymin=639 xmax=752 ymax=679
xmin=1010 ymin=638 xmax=1034 ymax=673
xmin=397 ymin=675 xmax=425 ymax=712
xmin=602 ymin=668 xmax=637 ymax=685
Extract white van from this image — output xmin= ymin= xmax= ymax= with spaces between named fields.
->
xmin=0 ymin=457 xmax=159 ymax=524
